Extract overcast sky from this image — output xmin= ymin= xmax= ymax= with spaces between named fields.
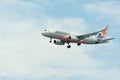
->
xmin=0 ymin=0 xmax=120 ymax=80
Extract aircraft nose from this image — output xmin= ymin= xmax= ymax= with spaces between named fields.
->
xmin=41 ymin=29 xmax=48 ymax=36
xmin=41 ymin=32 xmax=49 ymax=37
xmin=41 ymin=32 xmax=45 ymax=36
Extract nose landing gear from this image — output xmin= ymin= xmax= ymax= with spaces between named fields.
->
xmin=49 ymin=38 xmax=52 ymax=43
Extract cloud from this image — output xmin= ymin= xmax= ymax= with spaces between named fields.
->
xmin=0 ymin=9 xmax=103 ymax=79
xmin=0 ymin=0 xmax=120 ymax=80
xmin=43 ymin=17 xmax=89 ymax=33
xmin=84 ymin=1 xmax=120 ymax=25
xmin=85 ymin=67 xmax=120 ymax=80
xmin=0 ymin=0 xmax=52 ymax=22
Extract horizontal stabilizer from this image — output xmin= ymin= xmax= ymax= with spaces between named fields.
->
xmin=102 ymin=38 xmax=115 ymax=42
xmin=98 ymin=38 xmax=114 ymax=44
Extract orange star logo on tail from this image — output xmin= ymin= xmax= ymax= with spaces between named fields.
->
xmin=101 ymin=25 xmax=108 ymax=37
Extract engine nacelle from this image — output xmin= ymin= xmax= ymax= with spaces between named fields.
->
xmin=54 ymin=40 xmax=65 ymax=45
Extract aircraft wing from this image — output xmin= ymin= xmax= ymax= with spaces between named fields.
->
xmin=76 ymin=25 xmax=109 ymax=40
xmin=76 ymin=30 xmax=102 ymax=40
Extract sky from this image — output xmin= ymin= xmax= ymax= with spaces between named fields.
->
xmin=0 ymin=0 xmax=120 ymax=80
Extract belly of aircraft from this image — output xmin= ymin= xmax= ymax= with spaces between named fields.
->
xmin=83 ymin=36 xmax=98 ymax=44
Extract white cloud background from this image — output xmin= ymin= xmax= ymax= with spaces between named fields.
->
xmin=84 ymin=1 xmax=120 ymax=25
xmin=0 ymin=0 xmax=120 ymax=80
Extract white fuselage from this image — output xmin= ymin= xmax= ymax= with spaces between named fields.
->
xmin=41 ymin=29 xmax=99 ymax=44
xmin=41 ymin=26 xmax=113 ymax=48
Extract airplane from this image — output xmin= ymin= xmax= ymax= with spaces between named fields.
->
xmin=41 ymin=25 xmax=114 ymax=48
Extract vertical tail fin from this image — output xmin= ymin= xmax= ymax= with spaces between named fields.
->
xmin=101 ymin=25 xmax=108 ymax=37
xmin=96 ymin=25 xmax=108 ymax=40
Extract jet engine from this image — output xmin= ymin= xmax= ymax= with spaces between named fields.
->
xmin=54 ymin=40 xmax=65 ymax=45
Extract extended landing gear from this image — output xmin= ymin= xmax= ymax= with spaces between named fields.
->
xmin=49 ymin=38 xmax=52 ymax=43
xmin=49 ymin=40 xmax=52 ymax=43
xmin=77 ymin=43 xmax=81 ymax=46
xmin=67 ymin=43 xmax=71 ymax=48
xmin=67 ymin=45 xmax=71 ymax=48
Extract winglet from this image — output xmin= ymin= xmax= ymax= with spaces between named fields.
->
xmin=101 ymin=25 xmax=108 ymax=37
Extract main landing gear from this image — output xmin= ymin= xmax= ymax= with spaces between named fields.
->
xmin=77 ymin=43 xmax=81 ymax=46
xmin=67 ymin=43 xmax=81 ymax=48
xmin=67 ymin=45 xmax=71 ymax=48
xmin=67 ymin=43 xmax=71 ymax=48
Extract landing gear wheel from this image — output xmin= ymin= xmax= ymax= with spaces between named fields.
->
xmin=49 ymin=38 xmax=52 ymax=43
xmin=49 ymin=40 xmax=52 ymax=43
xmin=67 ymin=45 xmax=71 ymax=48
xmin=77 ymin=43 xmax=81 ymax=46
